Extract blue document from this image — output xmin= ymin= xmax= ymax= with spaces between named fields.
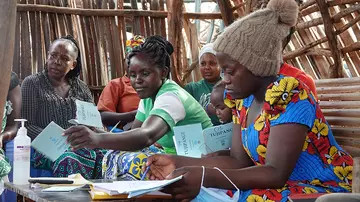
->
xmin=31 ymin=121 xmax=69 ymax=161
xmin=173 ymin=123 xmax=233 ymax=157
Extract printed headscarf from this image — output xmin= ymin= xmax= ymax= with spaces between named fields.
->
xmin=125 ymin=35 xmax=145 ymax=54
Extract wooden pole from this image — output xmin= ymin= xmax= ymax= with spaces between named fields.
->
xmin=167 ymin=0 xmax=183 ymax=85
xmin=353 ymin=157 xmax=360 ymax=193
xmin=316 ymin=0 xmax=343 ymax=78
xmin=0 ymin=0 xmax=17 ymax=121
xmin=216 ymin=0 xmax=234 ymax=26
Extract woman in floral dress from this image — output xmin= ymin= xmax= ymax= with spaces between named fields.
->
xmin=143 ymin=0 xmax=353 ymax=201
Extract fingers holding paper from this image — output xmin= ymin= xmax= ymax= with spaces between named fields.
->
xmin=144 ymin=154 xmax=176 ymax=180
xmin=63 ymin=126 xmax=100 ymax=150
xmin=162 ymin=166 xmax=202 ymax=201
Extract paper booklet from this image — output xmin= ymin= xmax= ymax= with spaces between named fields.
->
xmin=68 ymin=99 xmax=103 ymax=128
xmin=92 ymin=175 xmax=183 ymax=198
xmin=31 ymin=121 xmax=69 ymax=162
xmin=173 ymin=122 xmax=233 ymax=158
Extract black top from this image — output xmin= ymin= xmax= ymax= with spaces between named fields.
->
xmin=9 ymin=72 xmax=19 ymax=92
xmin=21 ymin=71 xmax=94 ymax=140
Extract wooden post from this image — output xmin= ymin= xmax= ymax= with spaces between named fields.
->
xmin=216 ymin=0 xmax=234 ymax=26
xmin=316 ymin=0 xmax=343 ymax=78
xmin=166 ymin=0 xmax=183 ymax=85
xmin=0 ymin=0 xmax=17 ymax=119
xmin=353 ymin=157 xmax=360 ymax=193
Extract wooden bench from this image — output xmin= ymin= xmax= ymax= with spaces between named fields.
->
xmin=316 ymin=77 xmax=360 ymax=157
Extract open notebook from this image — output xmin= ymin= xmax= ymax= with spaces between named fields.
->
xmin=92 ymin=175 xmax=183 ymax=198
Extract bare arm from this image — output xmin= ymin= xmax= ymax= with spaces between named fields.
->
xmin=100 ymin=110 xmax=137 ymax=126
xmin=66 ymin=115 xmax=169 ymax=151
xmin=203 ymin=124 xmax=307 ymax=190
xmin=1 ymin=85 xmax=21 ymax=141
xmin=131 ymin=119 xmax=143 ymax=129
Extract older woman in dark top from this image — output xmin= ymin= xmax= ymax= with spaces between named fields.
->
xmin=21 ymin=35 xmax=106 ymax=179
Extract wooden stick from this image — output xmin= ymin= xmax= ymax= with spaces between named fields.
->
xmin=17 ymin=4 xmax=168 ymax=17
xmin=299 ymin=0 xmax=316 ymax=11
xmin=353 ymin=157 xmax=360 ymax=193
xmin=328 ymin=0 xmax=360 ymax=7
xmin=0 ymin=0 xmax=17 ymax=122
xmin=300 ymin=5 xmax=319 ymax=16
xmin=216 ymin=0 xmax=234 ymax=26
xmin=17 ymin=4 xmax=223 ymax=19
xmin=167 ymin=0 xmax=183 ymax=85
xmin=316 ymin=0 xmax=342 ymax=78
xmin=341 ymin=42 xmax=360 ymax=54
xmin=283 ymin=37 xmax=328 ymax=60
xmin=333 ymin=3 xmax=360 ymax=22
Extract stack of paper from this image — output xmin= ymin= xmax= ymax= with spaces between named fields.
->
xmin=92 ymin=175 xmax=183 ymax=198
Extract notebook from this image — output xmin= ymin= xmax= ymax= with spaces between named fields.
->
xmin=92 ymin=175 xmax=183 ymax=198
xmin=173 ymin=123 xmax=233 ymax=158
xmin=68 ymin=99 xmax=103 ymax=128
xmin=31 ymin=121 xmax=69 ymax=162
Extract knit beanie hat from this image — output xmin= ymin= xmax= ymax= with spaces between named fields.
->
xmin=213 ymin=0 xmax=298 ymax=77
xmin=199 ymin=43 xmax=217 ymax=62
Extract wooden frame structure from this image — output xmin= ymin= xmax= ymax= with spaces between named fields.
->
xmin=12 ymin=0 xmax=360 ymax=89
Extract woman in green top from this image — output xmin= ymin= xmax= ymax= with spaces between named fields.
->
xmin=63 ymin=36 xmax=212 ymax=180
xmin=184 ymin=43 xmax=222 ymax=125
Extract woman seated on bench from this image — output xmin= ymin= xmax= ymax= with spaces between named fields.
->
xmin=21 ymin=35 xmax=106 ymax=179
xmin=63 ymin=36 xmax=212 ymax=180
xmin=142 ymin=1 xmax=353 ymax=201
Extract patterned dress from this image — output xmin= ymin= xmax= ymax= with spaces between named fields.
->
xmin=224 ymin=75 xmax=353 ymax=202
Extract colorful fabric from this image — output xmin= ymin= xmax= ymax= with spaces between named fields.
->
xmin=224 ymin=76 xmax=353 ymax=201
xmin=1 ymin=101 xmax=12 ymax=134
xmin=102 ymin=145 xmax=163 ymax=180
xmin=136 ymin=80 xmax=212 ymax=152
xmin=125 ymin=35 xmax=145 ymax=54
xmin=32 ymin=148 xmax=107 ymax=179
xmin=0 ymin=149 xmax=11 ymax=178
xmin=184 ymin=79 xmax=222 ymax=126
xmin=279 ymin=63 xmax=318 ymax=100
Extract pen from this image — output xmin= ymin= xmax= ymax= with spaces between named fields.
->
xmin=110 ymin=121 xmax=121 ymax=133
xmin=141 ymin=166 xmax=150 ymax=181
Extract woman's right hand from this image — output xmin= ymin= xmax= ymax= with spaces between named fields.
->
xmin=145 ymin=154 xmax=177 ymax=180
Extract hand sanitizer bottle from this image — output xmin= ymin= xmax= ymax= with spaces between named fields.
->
xmin=13 ymin=119 xmax=31 ymax=185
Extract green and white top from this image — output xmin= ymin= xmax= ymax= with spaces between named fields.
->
xmin=135 ymin=80 xmax=213 ymax=154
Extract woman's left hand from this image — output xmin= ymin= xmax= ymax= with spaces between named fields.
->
xmin=162 ymin=166 xmax=203 ymax=201
xmin=63 ymin=126 xmax=100 ymax=150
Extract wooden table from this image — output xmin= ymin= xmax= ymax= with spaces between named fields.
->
xmin=5 ymin=181 xmax=321 ymax=202
xmin=4 ymin=182 xmax=175 ymax=202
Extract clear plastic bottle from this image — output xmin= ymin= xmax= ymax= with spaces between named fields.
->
xmin=13 ymin=119 xmax=31 ymax=185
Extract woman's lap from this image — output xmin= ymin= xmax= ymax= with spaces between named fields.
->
xmin=102 ymin=145 xmax=164 ymax=180
xmin=32 ymin=148 xmax=107 ymax=179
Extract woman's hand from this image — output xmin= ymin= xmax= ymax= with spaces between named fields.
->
xmin=63 ymin=125 xmax=100 ymax=150
xmin=162 ymin=166 xmax=203 ymax=201
xmin=145 ymin=154 xmax=177 ymax=180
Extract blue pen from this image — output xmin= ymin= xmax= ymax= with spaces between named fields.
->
xmin=141 ymin=166 xmax=150 ymax=181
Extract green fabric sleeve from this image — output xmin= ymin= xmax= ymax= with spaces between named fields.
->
xmin=149 ymin=108 xmax=176 ymax=129
xmin=135 ymin=110 xmax=146 ymax=122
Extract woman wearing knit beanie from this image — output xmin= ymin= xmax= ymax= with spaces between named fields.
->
xmin=144 ymin=0 xmax=353 ymax=201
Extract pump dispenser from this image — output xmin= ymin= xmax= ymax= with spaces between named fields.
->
xmin=13 ymin=119 xmax=31 ymax=185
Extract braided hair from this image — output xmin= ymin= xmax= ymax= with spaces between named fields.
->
xmin=51 ymin=35 xmax=82 ymax=79
xmin=127 ymin=35 xmax=174 ymax=79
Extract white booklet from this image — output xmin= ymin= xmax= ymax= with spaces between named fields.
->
xmin=68 ymin=99 xmax=103 ymax=128
xmin=92 ymin=175 xmax=183 ymax=198
xmin=173 ymin=123 xmax=233 ymax=158
xmin=31 ymin=121 xmax=69 ymax=161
